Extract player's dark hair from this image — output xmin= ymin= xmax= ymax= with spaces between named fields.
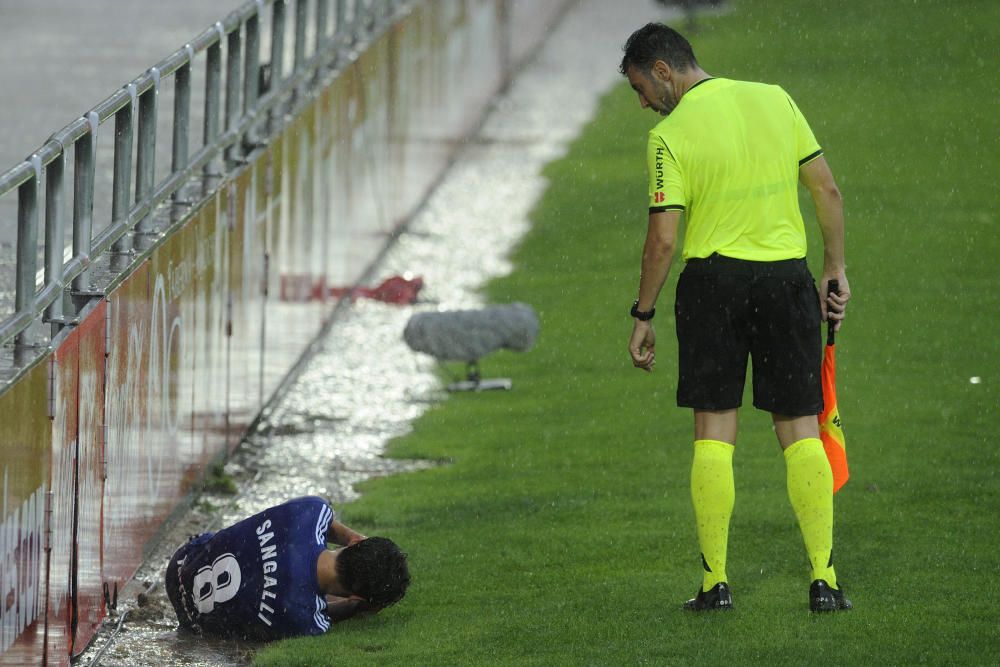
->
xmin=619 ymin=23 xmax=698 ymax=75
xmin=337 ymin=537 xmax=410 ymax=608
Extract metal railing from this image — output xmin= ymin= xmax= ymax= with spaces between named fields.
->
xmin=0 ymin=0 xmax=400 ymax=376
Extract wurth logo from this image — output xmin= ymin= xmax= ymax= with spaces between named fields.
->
xmin=654 ymin=192 xmax=665 ymax=203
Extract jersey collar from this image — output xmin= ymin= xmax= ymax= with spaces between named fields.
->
xmin=685 ymin=77 xmax=717 ymax=96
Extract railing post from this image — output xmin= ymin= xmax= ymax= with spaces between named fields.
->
xmin=245 ymin=10 xmax=261 ymax=114
xmin=270 ymin=1 xmax=286 ymax=82
xmin=136 ymin=69 xmax=160 ymax=238
xmin=225 ymin=25 xmax=243 ymax=166
xmin=72 ymin=113 xmax=99 ymax=300
xmin=499 ymin=0 xmax=512 ymax=92
xmin=244 ymin=6 xmax=262 ymax=148
xmin=363 ymin=0 xmax=376 ymax=32
xmin=14 ymin=155 xmax=42 ymax=355
xmin=294 ymin=0 xmax=308 ymax=74
xmin=43 ymin=148 xmax=66 ymax=335
xmin=335 ymin=0 xmax=348 ymax=36
xmin=316 ymin=0 xmax=330 ymax=52
xmin=269 ymin=1 xmax=287 ymax=135
xmin=171 ymin=47 xmax=193 ymax=219
xmin=204 ymin=25 xmax=224 ymax=191
xmin=110 ymin=86 xmax=136 ymax=260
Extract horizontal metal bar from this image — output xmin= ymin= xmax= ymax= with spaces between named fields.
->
xmin=48 ymin=117 xmax=91 ymax=151
xmin=13 ymin=249 xmax=92 ymax=343
xmin=0 ymin=161 xmax=33 ymax=196
xmin=61 ymin=255 xmax=90 ymax=296
xmin=89 ymin=88 xmax=133 ymax=124
xmin=33 ymin=277 xmax=66 ymax=321
xmin=89 ymin=218 xmax=132 ymax=261
xmin=151 ymin=47 xmax=194 ymax=80
xmin=0 ymin=310 xmax=33 ymax=348
xmin=20 ymin=142 xmax=62 ymax=172
xmin=118 ymin=71 xmax=158 ymax=102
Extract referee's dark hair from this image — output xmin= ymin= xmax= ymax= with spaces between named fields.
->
xmin=337 ymin=536 xmax=411 ymax=608
xmin=620 ymin=23 xmax=698 ymax=75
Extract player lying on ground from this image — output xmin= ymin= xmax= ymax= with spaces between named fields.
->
xmin=166 ymin=496 xmax=410 ymax=640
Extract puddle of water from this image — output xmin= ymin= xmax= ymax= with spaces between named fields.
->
xmin=79 ymin=1 xmax=671 ymax=664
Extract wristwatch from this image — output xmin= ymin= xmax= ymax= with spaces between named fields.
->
xmin=630 ymin=300 xmax=655 ymax=321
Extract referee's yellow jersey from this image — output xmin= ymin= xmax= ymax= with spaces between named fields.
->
xmin=646 ymin=78 xmax=823 ymax=262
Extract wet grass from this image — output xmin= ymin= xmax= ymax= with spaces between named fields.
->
xmin=203 ymin=463 xmax=239 ymax=496
xmin=256 ymin=1 xmax=1000 ymax=664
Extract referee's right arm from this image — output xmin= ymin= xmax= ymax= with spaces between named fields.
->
xmin=636 ymin=209 xmax=680 ymax=314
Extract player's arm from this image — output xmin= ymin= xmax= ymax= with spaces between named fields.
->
xmin=324 ymin=595 xmax=383 ymax=623
xmin=799 ymin=155 xmax=850 ymax=329
xmin=326 ymin=519 xmax=366 ymax=546
xmin=629 ymin=210 xmax=680 ymax=372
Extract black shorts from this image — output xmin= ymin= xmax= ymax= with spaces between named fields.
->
xmin=165 ymin=532 xmax=215 ymax=629
xmin=674 ymin=254 xmax=823 ymax=416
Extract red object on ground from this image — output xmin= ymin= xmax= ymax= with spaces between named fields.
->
xmin=329 ymin=275 xmax=424 ymax=304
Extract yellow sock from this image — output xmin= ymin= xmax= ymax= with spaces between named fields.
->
xmin=691 ymin=439 xmax=735 ymax=592
xmin=784 ymin=438 xmax=838 ymax=588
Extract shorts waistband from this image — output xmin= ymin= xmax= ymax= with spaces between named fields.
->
xmin=682 ymin=253 xmax=809 ymax=279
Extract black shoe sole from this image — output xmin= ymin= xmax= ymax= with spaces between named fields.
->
xmin=684 ymin=602 xmax=734 ymax=612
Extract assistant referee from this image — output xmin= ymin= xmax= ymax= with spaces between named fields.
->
xmin=619 ymin=23 xmax=852 ymax=612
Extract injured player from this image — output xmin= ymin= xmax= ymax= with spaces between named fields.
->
xmin=165 ymin=496 xmax=410 ymax=640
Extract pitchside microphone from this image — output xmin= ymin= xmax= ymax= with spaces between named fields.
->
xmin=403 ymin=303 xmax=540 ymax=391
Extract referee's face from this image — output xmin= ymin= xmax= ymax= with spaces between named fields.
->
xmin=626 ymin=64 xmax=674 ymax=116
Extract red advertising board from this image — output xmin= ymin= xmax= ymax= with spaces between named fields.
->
xmin=45 ymin=300 xmax=107 ymax=663
xmin=102 ymin=259 xmax=187 ymax=594
xmin=0 ymin=360 xmax=50 ymax=665
xmin=101 ymin=261 xmax=153 ymax=594
xmin=46 ymin=324 xmax=79 ymax=666
xmin=224 ymin=169 xmax=267 ymax=448
xmin=149 ymin=201 xmax=226 ymax=475
xmin=187 ymin=199 xmax=232 ymax=466
xmin=72 ymin=302 xmax=107 ymax=657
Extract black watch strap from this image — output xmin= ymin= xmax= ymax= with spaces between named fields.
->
xmin=630 ymin=300 xmax=655 ymax=321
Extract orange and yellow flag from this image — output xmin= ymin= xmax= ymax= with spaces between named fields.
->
xmin=819 ymin=341 xmax=848 ymax=492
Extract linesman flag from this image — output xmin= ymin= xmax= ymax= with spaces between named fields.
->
xmin=819 ymin=280 xmax=849 ymax=493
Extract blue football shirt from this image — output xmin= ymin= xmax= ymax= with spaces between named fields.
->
xmin=171 ymin=496 xmax=335 ymax=640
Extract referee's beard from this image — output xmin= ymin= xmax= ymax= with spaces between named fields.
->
xmin=650 ymin=80 xmax=677 ymax=116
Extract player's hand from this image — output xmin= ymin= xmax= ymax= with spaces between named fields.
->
xmin=354 ymin=599 xmax=385 ymax=616
xmin=325 ymin=596 xmax=363 ymax=623
xmin=629 ymin=320 xmax=656 ymax=372
xmin=820 ymin=273 xmax=851 ymax=332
